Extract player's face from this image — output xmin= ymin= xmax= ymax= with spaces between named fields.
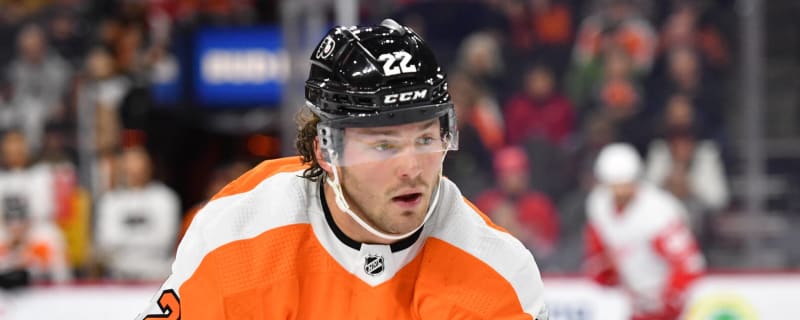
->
xmin=610 ymin=182 xmax=637 ymax=208
xmin=338 ymin=119 xmax=445 ymax=236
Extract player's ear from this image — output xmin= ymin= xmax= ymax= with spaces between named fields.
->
xmin=314 ymin=136 xmax=333 ymax=174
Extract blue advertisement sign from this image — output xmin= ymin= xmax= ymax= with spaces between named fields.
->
xmin=194 ymin=27 xmax=287 ymax=107
xmin=151 ymin=53 xmax=181 ymax=106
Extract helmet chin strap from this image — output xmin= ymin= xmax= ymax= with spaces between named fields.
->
xmin=324 ymin=152 xmax=446 ymax=242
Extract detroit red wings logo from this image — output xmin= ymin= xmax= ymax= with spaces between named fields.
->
xmin=364 ymin=254 xmax=385 ymax=276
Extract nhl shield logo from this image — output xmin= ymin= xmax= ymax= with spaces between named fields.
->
xmin=315 ymin=36 xmax=336 ymax=60
xmin=364 ymin=254 xmax=385 ymax=276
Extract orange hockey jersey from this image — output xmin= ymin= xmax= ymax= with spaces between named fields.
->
xmin=138 ymin=157 xmax=547 ymax=319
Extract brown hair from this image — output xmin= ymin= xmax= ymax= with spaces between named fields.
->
xmin=295 ymin=108 xmax=324 ymax=181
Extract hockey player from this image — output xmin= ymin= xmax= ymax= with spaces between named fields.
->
xmin=139 ymin=19 xmax=548 ymax=320
xmin=584 ymin=143 xmax=705 ymax=320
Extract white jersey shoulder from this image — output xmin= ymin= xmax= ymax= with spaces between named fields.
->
xmin=587 ymin=182 xmax=686 ymax=231
xmin=140 ymin=170 xmax=310 ymax=312
xmin=429 ymin=178 xmax=546 ymax=317
xmin=180 ymin=169 xmax=311 ymax=270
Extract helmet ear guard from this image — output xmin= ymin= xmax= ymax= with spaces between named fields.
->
xmin=315 ymin=121 xmax=340 ymax=164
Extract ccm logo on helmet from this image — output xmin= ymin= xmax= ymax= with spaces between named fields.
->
xmin=383 ymin=89 xmax=428 ymax=104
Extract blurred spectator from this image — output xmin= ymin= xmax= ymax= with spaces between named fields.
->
xmin=585 ymin=143 xmax=704 ymax=320
xmin=499 ymin=0 xmax=574 ymax=75
xmin=0 ymin=129 xmax=69 ymax=283
xmin=599 ymin=79 xmax=652 ymax=150
xmin=454 ymin=32 xmax=508 ymax=99
xmin=589 ymin=45 xmax=657 ymax=152
xmin=646 ymin=45 xmax=723 ymax=139
xmin=596 ymin=45 xmax=640 ymax=112
xmin=529 ymin=0 xmax=574 ymax=76
xmin=645 ymin=94 xmax=729 ymax=233
xmin=504 ymin=63 xmax=575 ymax=146
xmin=572 ymin=0 xmax=657 ymax=73
xmin=597 ymin=76 xmax=640 ymax=122
xmin=0 ymin=194 xmax=70 ymax=284
xmin=7 ymin=23 xmax=72 ymax=109
xmin=530 ymin=0 xmax=573 ymax=47
xmin=657 ymin=1 xmax=730 ymax=72
xmin=442 ymin=73 xmax=497 ymax=199
xmin=567 ymin=33 xmax=644 ymax=116
xmin=475 ymin=146 xmax=560 ymax=269
xmin=116 ymin=9 xmax=178 ymax=131
xmin=512 ymin=50 xmax=583 ymax=196
xmin=75 ymin=45 xmax=131 ymax=198
xmin=0 ymin=130 xmax=55 ymax=224
xmin=566 ymin=0 xmax=654 ymax=127
xmin=94 ymin=146 xmax=179 ymax=281
xmin=3 ymin=24 xmax=72 ymax=152
xmin=114 ymin=22 xmax=148 ymax=80
xmin=501 ymin=0 xmax=536 ymax=54
xmin=45 ymin=6 xmax=90 ymax=67
xmin=0 ymin=0 xmax=47 ymax=40
xmin=449 ymin=72 xmax=505 ymax=151
xmin=41 ymin=123 xmax=92 ymax=276
xmin=96 ymin=15 xmax=125 ymax=51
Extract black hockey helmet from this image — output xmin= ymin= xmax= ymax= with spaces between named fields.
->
xmin=305 ymin=19 xmax=455 ymax=132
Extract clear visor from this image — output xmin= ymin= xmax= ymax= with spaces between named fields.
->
xmin=318 ymin=117 xmax=458 ymax=167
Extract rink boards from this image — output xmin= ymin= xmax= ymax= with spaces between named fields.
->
xmin=1 ymin=273 xmax=797 ymax=319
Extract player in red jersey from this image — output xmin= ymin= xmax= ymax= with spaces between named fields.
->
xmin=585 ymin=143 xmax=705 ymax=320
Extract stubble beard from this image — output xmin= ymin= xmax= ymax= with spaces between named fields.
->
xmin=340 ymin=169 xmax=432 ymax=236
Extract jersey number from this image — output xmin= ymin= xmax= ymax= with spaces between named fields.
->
xmin=144 ymin=289 xmax=181 ymax=320
xmin=377 ymin=51 xmax=416 ymax=76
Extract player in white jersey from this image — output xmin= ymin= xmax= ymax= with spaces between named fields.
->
xmin=584 ymin=143 xmax=705 ymax=320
